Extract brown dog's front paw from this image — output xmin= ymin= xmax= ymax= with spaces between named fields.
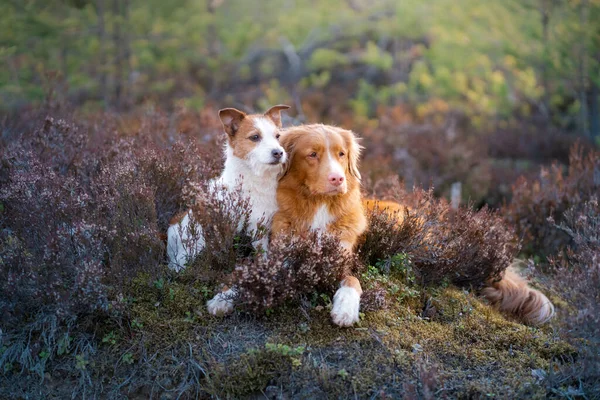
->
xmin=331 ymin=286 xmax=360 ymax=327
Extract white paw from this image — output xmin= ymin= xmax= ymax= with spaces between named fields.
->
xmin=331 ymin=286 xmax=361 ymax=327
xmin=206 ymin=288 xmax=236 ymax=316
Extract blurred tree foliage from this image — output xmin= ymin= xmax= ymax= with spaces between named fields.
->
xmin=0 ymin=0 xmax=598 ymax=137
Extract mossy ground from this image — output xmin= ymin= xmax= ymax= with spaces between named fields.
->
xmin=0 ymin=258 xmax=578 ymax=400
xmin=5 ymin=268 xmax=571 ymax=399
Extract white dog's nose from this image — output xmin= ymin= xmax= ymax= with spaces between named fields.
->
xmin=271 ymin=149 xmax=284 ymax=160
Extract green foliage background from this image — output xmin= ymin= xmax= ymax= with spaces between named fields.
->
xmin=1 ymin=0 xmax=599 ymax=135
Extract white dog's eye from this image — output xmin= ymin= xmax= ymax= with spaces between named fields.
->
xmin=276 ymin=133 xmax=281 ymax=139
xmin=249 ymin=134 xmax=261 ymax=142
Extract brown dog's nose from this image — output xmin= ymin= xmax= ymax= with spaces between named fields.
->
xmin=328 ymin=173 xmax=345 ymax=186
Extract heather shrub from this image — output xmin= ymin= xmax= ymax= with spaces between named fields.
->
xmin=0 ymin=146 xmax=109 ymax=323
xmin=181 ymin=185 xmax=254 ymax=283
xmin=234 ymin=231 xmax=359 ymax=313
xmin=505 ymin=144 xmax=600 ymax=258
xmin=546 ymin=199 xmax=600 ymax=397
xmin=0 ymin=112 xmax=220 ymax=328
xmin=358 ymin=188 xmax=518 ymax=289
xmin=487 ymin=118 xmax=583 ymax=164
xmin=414 ymin=201 xmax=517 ymax=287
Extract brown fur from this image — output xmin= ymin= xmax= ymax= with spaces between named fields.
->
xmin=481 ymin=266 xmax=555 ymax=325
xmin=272 ymin=124 xmax=367 ymax=291
xmin=273 ymin=124 xmax=367 ymax=249
xmin=363 ymin=199 xmax=411 ymax=225
xmin=169 ymin=210 xmax=189 ymax=226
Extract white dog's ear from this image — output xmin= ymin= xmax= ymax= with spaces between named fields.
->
xmin=264 ymin=104 xmax=290 ymax=128
xmin=219 ymin=108 xmax=246 ymax=137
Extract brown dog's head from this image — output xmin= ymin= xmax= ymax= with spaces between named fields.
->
xmin=218 ymin=105 xmax=290 ymax=175
xmin=279 ymin=124 xmax=362 ymax=195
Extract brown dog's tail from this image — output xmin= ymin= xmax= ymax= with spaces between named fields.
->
xmin=481 ymin=266 xmax=555 ymax=325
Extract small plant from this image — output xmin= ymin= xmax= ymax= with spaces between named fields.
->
xmin=130 ymin=319 xmax=143 ymax=330
xmin=102 ymin=331 xmax=118 ymax=346
xmin=75 ymin=354 xmax=89 ymax=371
xmin=121 ymin=352 xmax=134 ymax=365
xmin=57 ymin=335 xmax=72 ymax=356
xmin=265 ymin=343 xmax=304 ymax=367
xmin=153 ymin=279 xmax=165 ymax=290
xmin=375 ymin=253 xmax=415 ymax=284
xmin=337 ymin=368 xmax=349 ymax=379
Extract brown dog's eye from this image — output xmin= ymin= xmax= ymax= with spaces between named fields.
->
xmin=275 ymin=134 xmax=281 ymax=139
xmin=308 ymin=152 xmax=317 ymax=158
xmin=249 ymin=134 xmax=261 ymax=142
xmin=339 ymin=151 xmax=345 ymax=157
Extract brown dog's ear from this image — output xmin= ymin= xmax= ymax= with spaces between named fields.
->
xmin=278 ymin=127 xmax=303 ymax=178
xmin=219 ymin=108 xmax=246 ymax=136
xmin=264 ymin=104 xmax=290 ymax=128
xmin=341 ymin=128 xmax=363 ymax=181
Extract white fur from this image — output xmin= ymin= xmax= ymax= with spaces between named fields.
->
xmin=217 ymin=144 xmax=283 ymax=233
xmin=207 ymin=288 xmax=237 ymax=316
xmin=325 ymin=140 xmax=346 ymax=177
xmin=311 ymin=204 xmax=334 ymax=231
xmin=323 ymin=132 xmax=347 ymax=192
xmin=331 ymin=286 xmax=361 ymax=327
xmin=167 ymin=117 xmax=285 ymax=271
xmin=167 ymin=211 xmax=205 ymax=272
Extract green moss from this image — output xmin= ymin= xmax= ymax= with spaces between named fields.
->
xmin=124 ymin=273 xmax=216 ymax=345
xmin=229 ymin=281 xmax=576 ymax=398
xmin=207 ymin=343 xmax=303 ymax=398
xmin=18 ymin=271 xmax=573 ymax=398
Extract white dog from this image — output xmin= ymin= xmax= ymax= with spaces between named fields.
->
xmin=166 ymin=105 xmax=290 ymax=314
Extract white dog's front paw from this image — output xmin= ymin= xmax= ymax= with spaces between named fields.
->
xmin=331 ymin=286 xmax=361 ymax=327
xmin=207 ymin=288 xmax=236 ymax=316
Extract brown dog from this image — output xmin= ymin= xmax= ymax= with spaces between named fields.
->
xmin=274 ymin=124 xmax=554 ymax=326
xmin=272 ymin=124 xmax=366 ymax=326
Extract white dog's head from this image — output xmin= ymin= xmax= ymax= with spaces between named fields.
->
xmin=218 ymin=105 xmax=290 ymax=176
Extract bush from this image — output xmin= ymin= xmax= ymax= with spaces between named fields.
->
xmin=0 ymin=110 xmax=219 ymax=329
xmin=359 ymin=187 xmax=517 ymax=289
xmin=360 ymin=112 xmax=493 ymax=206
xmin=182 ymin=184 xmax=254 ymax=283
xmin=546 ymin=199 xmax=600 ymax=397
xmin=504 ymin=144 xmax=600 ymax=258
xmin=234 ymin=232 xmax=358 ymax=313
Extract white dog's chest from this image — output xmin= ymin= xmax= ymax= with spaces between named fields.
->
xmin=214 ymin=171 xmax=279 ymax=232
xmin=311 ymin=204 xmax=334 ymax=231
xmin=249 ymin=194 xmax=278 ymax=225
